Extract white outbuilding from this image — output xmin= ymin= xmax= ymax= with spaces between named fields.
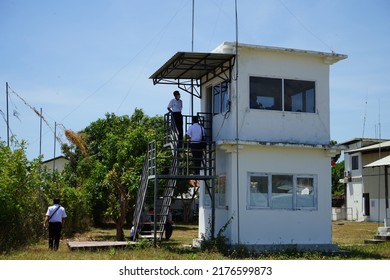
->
xmin=197 ymin=42 xmax=347 ymax=250
xmin=143 ymin=42 xmax=347 ymax=251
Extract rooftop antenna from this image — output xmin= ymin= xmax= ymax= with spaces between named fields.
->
xmin=362 ymin=90 xmax=368 ymax=138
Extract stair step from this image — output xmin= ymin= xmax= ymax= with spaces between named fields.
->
xmin=139 ymin=233 xmax=163 ymax=239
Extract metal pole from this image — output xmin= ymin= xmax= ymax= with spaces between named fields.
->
xmin=234 ymin=0 xmax=240 ymax=244
xmin=39 ymin=108 xmax=42 ymax=156
xmin=211 ymin=178 xmax=215 ymax=239
xmin=192 ymin=0 xmax=194 ymax=52
xmin=190 ymin=0 xmax=195 ymax=116
xmin=6 ymin=82 xmax=9 ymax=146
xmin=153 ymin=175 xmax=157 ymax=248
xmin=53 ymin=121 xmax=56 ymax=172
xmin=385 ymin=166 xmax=389 ymax=212
xmin=153 ymin=141 xmax=158 ymax=248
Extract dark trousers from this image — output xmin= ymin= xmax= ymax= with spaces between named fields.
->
xmin=48 ymin=222 xmax=62 ymax=250
xmin=172 ymin=112 xmax=183 ymax=141
xmin=165 ymin=222 xmax=173 ymax=240
xmin=190 ymin=142 xmax=204 ymax=174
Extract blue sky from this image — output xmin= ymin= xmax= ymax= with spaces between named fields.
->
xmin=1 ymin=0 xmax=389 ymax=160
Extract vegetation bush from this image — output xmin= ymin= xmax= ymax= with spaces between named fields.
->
xmin=0 ymin=139 xmax=90 ymax=252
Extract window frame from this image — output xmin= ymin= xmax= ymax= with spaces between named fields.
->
xmin=249 ymin=76 xmax=316 ymax=113
xmin=247 ymin=172 xmax=317 ymax=210
xmin=351 ymin=155 xmax=359 ymax=170
xmin=213 ymin=81 xmax=230 ymax=115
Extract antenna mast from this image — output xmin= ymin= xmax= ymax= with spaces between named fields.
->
xmin=190 ymin=0 xmax=195 ymax=116
xmin=6 ymin=82 xmax=9 ymax=146
xmin=362 ymin=91 xmax=368 ymax=138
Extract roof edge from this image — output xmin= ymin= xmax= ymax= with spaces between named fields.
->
xmin=214 ymin=41 xmax=348 ymax=64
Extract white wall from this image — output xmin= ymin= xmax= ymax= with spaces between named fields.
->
xmin=345 ymin=150 xmax=390 ymax=222
xmin=200 ymin=144 xmax=333 ymax=245
xmin=211 ymin=45 xmax=331 ymax=145
xmin=42 ymin=157 xmax=68 ymax=172
xmin=198 ymin=43 xmax=343 ymax=246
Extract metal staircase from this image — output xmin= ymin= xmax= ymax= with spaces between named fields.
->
xmin=131 ymin=148 xmax=151 ymax=240
xmin=131 ymin=113 xmax=180 ymax=241
xmin=131 ymin=112 xmax=215 ymax=243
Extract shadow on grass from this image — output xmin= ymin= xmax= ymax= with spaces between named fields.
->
xmin=171 ymin=225 xmax=198 ymax=232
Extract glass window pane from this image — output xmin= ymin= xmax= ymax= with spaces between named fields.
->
xmin=284 ymin=79 xmax=315 ymax=113
xmin=250 ymin=77 xmax=282 ymax=110
xmin=221 ymin=82 xmax=229 ymax=113
xmin=352 ymin=155 xmax=359 ymax=170
xmin=296 ymin=177 xmax=315 ymax=207
xmin=306 ymin=88 xmax=315 ymax=113
xmin=249 ymin=175 xmax=268 ymax=207
xmin=213 ymin=84 xmax=221 ymax=115
xmin=271 ymin=175 xmax=293 ymax=209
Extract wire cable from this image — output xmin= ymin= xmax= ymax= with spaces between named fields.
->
xmin=278 ymin=0 xmax=334 ymax=52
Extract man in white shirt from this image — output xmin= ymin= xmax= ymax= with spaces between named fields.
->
xmin=185 ymin=116 xmax=205 ymax=175
xmin=167 ymin=90 xmax=183 ymax=142
xmin=44 ymin=198 xmax=67 ymax=251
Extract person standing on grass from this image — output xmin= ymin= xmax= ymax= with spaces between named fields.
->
xmin=44 ymin=198 xmax=67 ymax=251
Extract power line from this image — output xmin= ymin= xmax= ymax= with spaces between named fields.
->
xmin=278 ymin=0 xmax=334 ymax=52
xmin=7 ymin=84 xmax=65 ymax=145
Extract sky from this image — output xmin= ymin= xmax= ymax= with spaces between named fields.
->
xmin=1 ymin=0 xmax=389 ymax=161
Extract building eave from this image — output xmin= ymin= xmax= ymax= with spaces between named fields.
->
xmin=215 ymin=42 xmax=348 ymax=65
xmin=346 ymin=140 xmax=390 ymax=154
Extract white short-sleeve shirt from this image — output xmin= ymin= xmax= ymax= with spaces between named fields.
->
xmin=185 ymin=123 xmax=204 ymax=143
xmin=46 ymin=204 xmax=67 ymax=222
xmin=167 ymin=98 xmax=182 ymax=113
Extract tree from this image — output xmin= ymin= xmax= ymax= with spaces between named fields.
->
xmin=332 ymin=161 xmax=345 ymax=194
xmin=0 ymin=138 xmax=88 ymax=251
xmin=331 ymin=160 xmax=345 ymax=207
xmin=62 ymin=109 xmax=164 ymax=240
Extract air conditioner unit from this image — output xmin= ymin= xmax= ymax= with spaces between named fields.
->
xmin=344 ymin=171 xmax=352 ymax=182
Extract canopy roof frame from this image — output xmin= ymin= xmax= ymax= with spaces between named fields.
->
xmin=149 ymin=52 xmax=235 ymax=98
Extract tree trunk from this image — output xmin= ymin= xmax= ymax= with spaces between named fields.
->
xmin=114 ymin=182 xmax=129 ymax=241
xmin=116 ymin=222 xmax=125 ymax=241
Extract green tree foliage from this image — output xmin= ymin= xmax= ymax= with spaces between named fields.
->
xmin=332 ymin=161 xmax=345 ymax=196
xmin=0 ymin=139 xmax=88 ymax=252
xmin=62 ymin=109 xmax=165 ymax=241
xmin=0 ymin=140 xmax=44 ymax=251
xmin=331 ymin=160 xmax=345 ymax=207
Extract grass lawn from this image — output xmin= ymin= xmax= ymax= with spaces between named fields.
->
xmin=1 ymin=221 xmax=389 ymax=260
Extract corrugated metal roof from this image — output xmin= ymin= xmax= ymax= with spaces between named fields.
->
xmin=364 ymin=155 xmax=390 ymax=167
xmin=347 ymin=141 xmax=390 ymax=153
xmin=149 ymin=52 xmax=235 ymax=94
